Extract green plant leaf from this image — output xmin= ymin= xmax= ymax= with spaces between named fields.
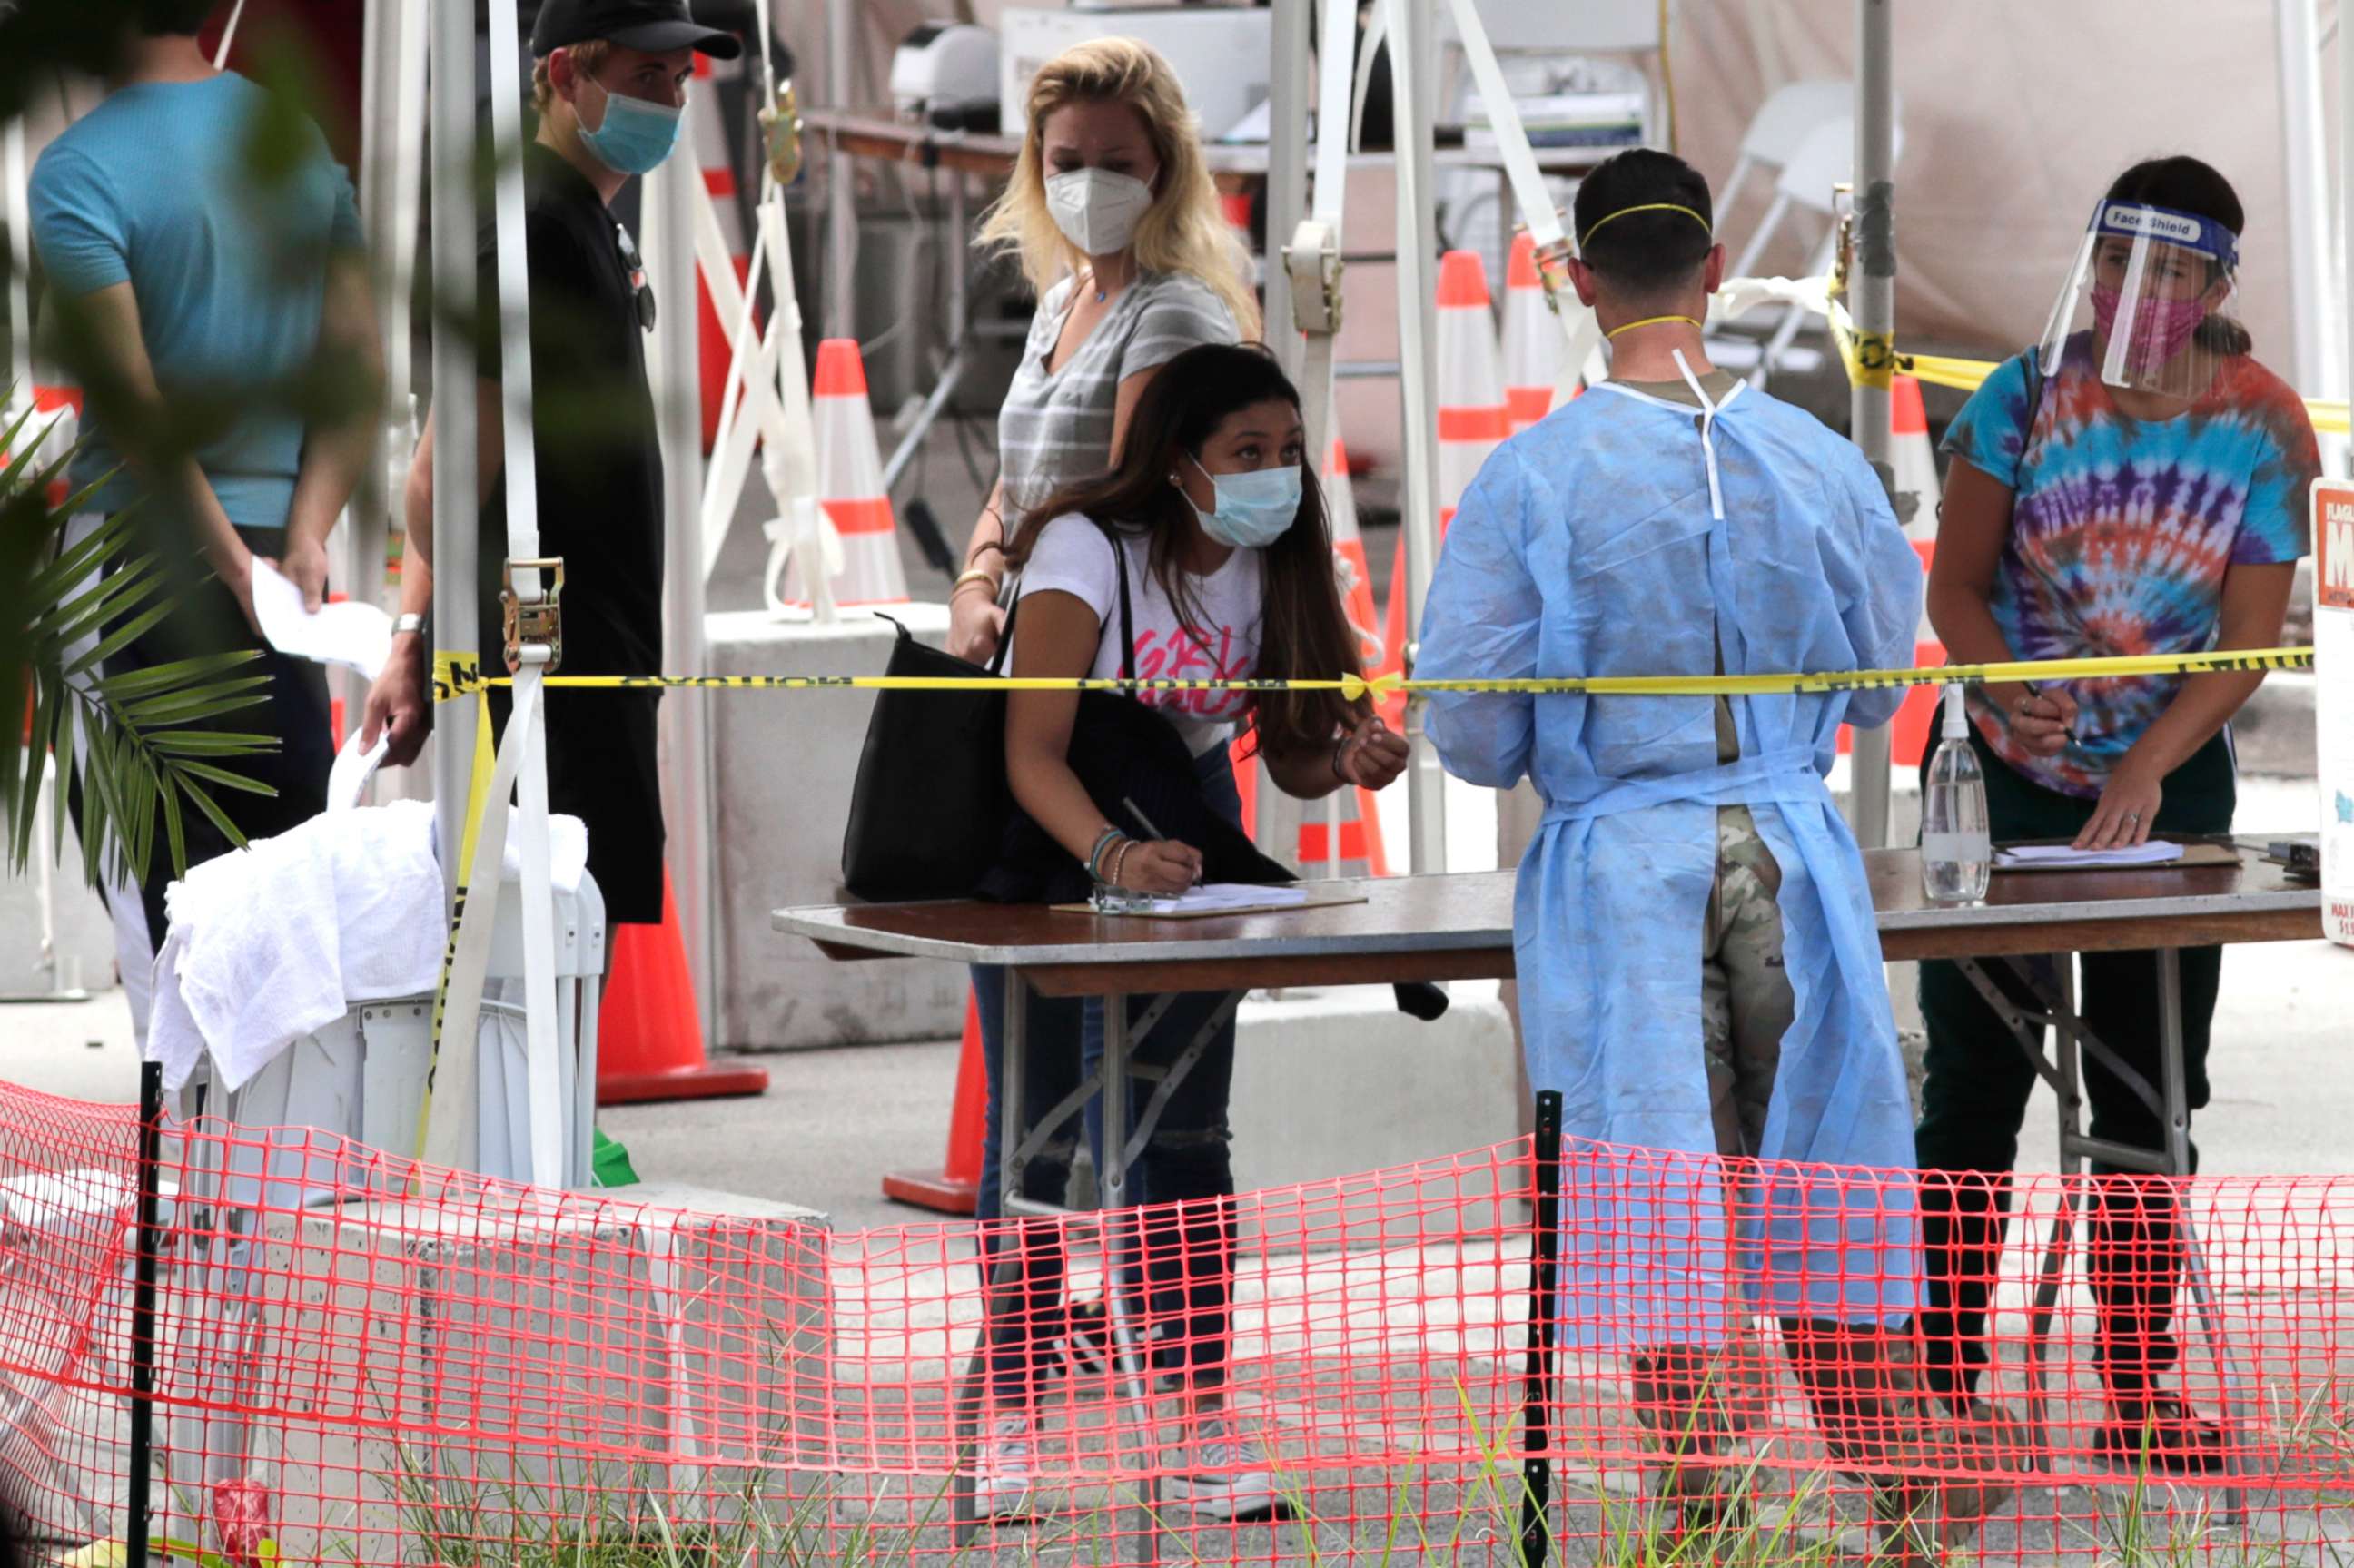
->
xmin=64 ymin=598 xmax=180 ymax=678
xmin=120 ymin=675 xmax=277 ymax=725
xmin=169 ymin=758 xmax=277 ymax=797
xmin=145 ymin=731 xmax=281 ymax=756
xmin=92 ymin=650 xmax=263 ymax=699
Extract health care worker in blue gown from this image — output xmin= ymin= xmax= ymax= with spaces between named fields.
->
xmin=1417 ymin=149 xmax=2014 ymax=1556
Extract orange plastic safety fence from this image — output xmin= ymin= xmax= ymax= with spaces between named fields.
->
xmin=0 ymin=1077 xmax=2349 ymax=1565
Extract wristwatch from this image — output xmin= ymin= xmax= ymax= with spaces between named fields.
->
xmin=392 ymin=612 xmax=426 ymax=637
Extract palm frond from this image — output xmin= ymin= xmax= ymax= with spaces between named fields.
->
xmin=5 ymin=399 xmax=282 ymax=888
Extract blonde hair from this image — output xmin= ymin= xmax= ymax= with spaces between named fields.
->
xmin=976 ymin=38 xmax=1259 ymax=337
xmin=532 ymin=41 xmax=611 ymax=117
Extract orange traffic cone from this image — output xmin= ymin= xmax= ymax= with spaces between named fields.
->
xmin=1891 ymin=376 xmax=1944 ymax=764
xmin=881 ymin=989 xmax=988 ymax=1214
xmin=1230 ymin=726 xmax=1389 ymax=881
xmin=1891 ymin=374 xmax=1941 ymax=543
xmin=1370 ymin=253 xmax=1507 ymax=731
xmin=1501 ymin=233 xmax=1564 ymax=435
xmin=691 ymin=53 xmax=758 ymax=456
xmin=1435 ymin=250 xmax=1508 ymax=533
xmin=784 ymin=339 xmax=910 ymax=607
xmin=597 ymin=869 xmax=769 ymax=1105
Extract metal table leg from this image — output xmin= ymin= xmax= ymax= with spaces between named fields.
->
xmin=2160 ymin=947 xmax=2252 ymax=1523
xmin=1097 ymin=991 xmax=1163 ymax=1564
xmin=1964 ymin=950 xmax=2255 ymax=1521
xmin=964 ymin=979 xmax=1243 ymax=1558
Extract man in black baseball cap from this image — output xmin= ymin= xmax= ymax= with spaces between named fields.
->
xmin=362 ymin=0 xmax=740 ymax=942
xmin=530 ymin=0 xmax=741 ymax=61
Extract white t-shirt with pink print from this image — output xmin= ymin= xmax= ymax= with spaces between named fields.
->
xmin=1015 ymin=513 xmax=1264 ymax=756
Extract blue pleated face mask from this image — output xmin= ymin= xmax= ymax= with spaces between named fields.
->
xmin=579 ymin=78 xmax=685 ymax=176
xmin=1188 ymin=454 xmax=1302 ymax=549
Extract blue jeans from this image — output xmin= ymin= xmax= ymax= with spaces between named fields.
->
xmin=973 ymin=745 xmax=1244 ymax=1406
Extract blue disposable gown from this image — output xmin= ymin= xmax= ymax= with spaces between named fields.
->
xmin=1418 ymin=375 xmax=1925 ymax=1346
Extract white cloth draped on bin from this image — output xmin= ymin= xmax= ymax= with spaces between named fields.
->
xmin=146 ymin=799 xmax=587 ymax=1091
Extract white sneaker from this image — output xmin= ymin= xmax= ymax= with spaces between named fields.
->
xmin=974 ymin=1412 xmax=1039 ymax=1520
xmin=1164 ymin=1413 xmax=1278 ymax=1521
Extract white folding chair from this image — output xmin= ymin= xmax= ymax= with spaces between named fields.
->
xmin=1741 ymin=112 xmax=1905 ymax=388
xmin=1719 ymin=77 xmax=1855 ymax=275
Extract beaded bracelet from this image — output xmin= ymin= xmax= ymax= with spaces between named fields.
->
xmin=1088 ymin=827 xmax=1126 ymax=883
xmin=1110 ymin=839 xmax=1137 ymax=888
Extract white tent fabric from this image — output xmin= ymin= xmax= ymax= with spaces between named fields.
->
xmin=1675 ymin=0 xmax=2340 ymax=368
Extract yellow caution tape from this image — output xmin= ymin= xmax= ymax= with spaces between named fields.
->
xmin=1823 ymin=301 xmax=2351 ymax=432
xmin=413 ymin=695 xmax=496 ymax=1168
xmin=432 ymin=646 xmax=2313 ymax=705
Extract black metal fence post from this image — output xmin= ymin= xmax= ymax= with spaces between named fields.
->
xmin=126 ymin=1060 xmax=163 ymax=1567
xmin=1519 ymin=1090 xmax=1563 ymax=1568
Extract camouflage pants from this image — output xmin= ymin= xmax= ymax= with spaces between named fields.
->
xmin=1701 ymin=804 xmax=1793 ymax=1161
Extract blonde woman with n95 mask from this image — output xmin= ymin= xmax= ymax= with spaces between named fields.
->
xmin=947 ymin=37 xmax=1254 ymax=665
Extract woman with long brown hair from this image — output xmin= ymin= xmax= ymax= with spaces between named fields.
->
xmin=970 ymin=343 xmax=1407 ymax=1522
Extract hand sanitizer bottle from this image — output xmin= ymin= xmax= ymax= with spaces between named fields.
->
xmin=1922 ymin=684 xmax=1992 ymax=904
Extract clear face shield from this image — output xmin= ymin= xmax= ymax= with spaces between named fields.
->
xmin=2036 ymin=201 xmax=2240 ymax=400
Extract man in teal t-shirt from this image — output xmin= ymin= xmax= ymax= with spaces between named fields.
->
xmin=29 ymin=0 xmax=380 ymax=950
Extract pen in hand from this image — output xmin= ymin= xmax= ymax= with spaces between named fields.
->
xmin=1123 ymin=797 xmax=1202 ymax=888
xmin=2019 ymin=678 xmax=2074 ymax=748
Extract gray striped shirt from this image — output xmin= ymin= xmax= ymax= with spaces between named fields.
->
xmin=997 ymin=270 xmax=1239 ymax=537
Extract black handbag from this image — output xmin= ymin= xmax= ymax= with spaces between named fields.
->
xmin=838 ymin=618 xmax=1010 ymax=901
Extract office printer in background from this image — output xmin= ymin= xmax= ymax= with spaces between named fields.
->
xmin=890 ymin=21 xmax=1002 ymax=132
xmin=996 ymin=5 xmax=1272 ymax=145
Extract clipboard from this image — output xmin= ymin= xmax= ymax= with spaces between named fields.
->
xmin=1050 ymin=883 xmax=1371 ymax=919
xmin=1989 ymin=838 xmax=2240 ymax=874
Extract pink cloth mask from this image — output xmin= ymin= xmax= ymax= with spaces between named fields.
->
xmin=2090 ymin=282 xmax=2209 ymax=375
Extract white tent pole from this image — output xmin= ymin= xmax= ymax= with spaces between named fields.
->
xmin=1263 ymin=0 xmax=1311 ymax=376
xmin=430 ymin=0 xmax=479 ymax=920
xmin=353 ymin=0 xmax=417 ymax=620
xmin=5 ymin=117 xmax=30 ymax=401
xmin=645 ymin=140 xmax=717 ymax=1051
xmin=2276 ymin=0 xmax=2343 ymax=441
xmin=1847 ymin=0 xmax=1895 ymax=849
xmin=1390 ymin=0 xmax=1447 ymax=874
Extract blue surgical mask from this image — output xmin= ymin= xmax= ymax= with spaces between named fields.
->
xmin=1188 ymin=454 xmax=1301 ymax=549
xmin=579 ymin=80 xmax=685 ymax=177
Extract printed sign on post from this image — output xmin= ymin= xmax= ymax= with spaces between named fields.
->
xmin=2314 ymin=481 xmax=2354 ymax=947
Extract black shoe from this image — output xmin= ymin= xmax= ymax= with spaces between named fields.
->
xmin=2096 ymin=1395 xmax=2227 ymax=1475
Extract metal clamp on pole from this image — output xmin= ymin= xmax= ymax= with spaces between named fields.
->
xmin=500 ymin=557 xmax=567 ymax=672
xmin=1284 ymin=218 xmax=1345 ymax=336
xmin=760 ymin=78 xmax=804 ymax=187
xmin=1287 ymin=216 xmax=1346 ymax=468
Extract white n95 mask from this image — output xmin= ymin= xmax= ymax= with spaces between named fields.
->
xmin=1043 ymin=167 xmax=1155 ymax=255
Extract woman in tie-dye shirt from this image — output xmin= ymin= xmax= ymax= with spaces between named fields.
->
xmin=1913 ymin=156 xmax=2319 ymax=1476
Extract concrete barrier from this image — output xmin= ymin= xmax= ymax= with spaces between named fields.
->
xmin=708 ymin=606 xmax=969 ymax=1050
